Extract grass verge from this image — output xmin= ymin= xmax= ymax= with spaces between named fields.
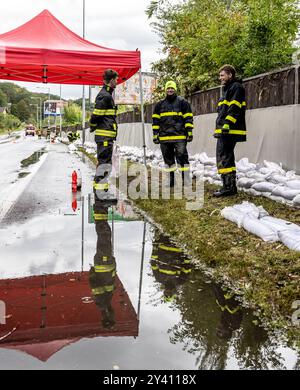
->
xmin=79 ymin=147 xmax=300 ymax=348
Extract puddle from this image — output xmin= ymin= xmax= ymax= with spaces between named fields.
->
xmin=20 ymin=148 xmax=47 ymax=168
xmin=17 ymin=172 xmax=30 ymax=179
xmin=0 ymin=195 xmax=299 ymax=369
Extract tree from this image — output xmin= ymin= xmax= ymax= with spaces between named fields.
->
xmin=63 ymin=103 xmax=82 ymax=125
xmin=11 ymin=99 xmax=31 ymax=122
xmin=0 ymin=90 xmax=7 ymax=107
xmin=148 ymin=0 xmax=300 ymax=94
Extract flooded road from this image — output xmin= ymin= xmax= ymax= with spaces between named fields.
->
xmin=0 ymin=139 xmax=299 ymax=369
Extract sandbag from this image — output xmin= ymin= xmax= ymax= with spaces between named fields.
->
xmin=246 ymin=172 xmax=267 ymax=181
xmin=221 ymin=207 xmax=245 ymax=228
xmin=198 ymin=152 xmax=216 ymax=166
xmin=236 ymin=157 xmax=256 ymax=172
xmin=267 ymin=174 xmax=289 ymax=185
xmin=252 ymin=182 xmax=276 ymax=193
xmin=260 ymin=216 xmax=300 ymax=233
xmin=242 ymin=216 xmax=279 ymax=242
xmin=278 ymin=230 xmax=300 ymax=252
xmin=271 ymin=186 xmax=300 ymax=200
xmin=237 ymin=177 xmax=256 ymax=189
xmin=293 ymin=194 xmax=300 ymax=206
xmin=263 ymin=160 xmax=285 ymax=174
xmin=286 ymin=180 xmax=300 ymax=190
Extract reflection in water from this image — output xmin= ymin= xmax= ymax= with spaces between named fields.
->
xmin=20 ymin=149 xmax=46 ymax=168
xmin=150 ymin=231 xmax=193 ymax=303
xmin=17 ymin=172 xmax=30 ymax=179
xmin=89 ymin=200 xmax=116 ymax=329
xmin=166 ymin=273 xmax=287 ymax=369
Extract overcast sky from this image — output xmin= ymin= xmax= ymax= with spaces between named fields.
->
xmin=0 ymin=0 xmax=164 ymax=99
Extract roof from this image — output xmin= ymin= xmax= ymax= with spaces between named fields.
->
xmin=0 ymin=10 xmax=141 ymax=85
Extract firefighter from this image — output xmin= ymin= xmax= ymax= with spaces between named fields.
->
xmin=89 ymin=199 xmax=116 ymax=329
xmin=213 ymin=284 xmax=243 ymax=340
xmin=150 ymin=231 xmax=193 ymax=302
xmin=213 ymin=64 xmax=247 ymax=197
xmin=67 ymin=130 xmax=80 ymax=143
xmin=89 ymin=69 xmax=118 ymax=200
xmin=152 ymin=81 xmax=194 ymax=188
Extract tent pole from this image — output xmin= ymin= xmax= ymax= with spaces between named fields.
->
xmin=137 ymin=220 xmax=147 ymax=321
xmin=82 ymin=0 xmax=86 ymax=146
xmin=59 ymin=84 xmax=62 ymax=137
xmin=139 ymin=69 xmax=147 ymax=166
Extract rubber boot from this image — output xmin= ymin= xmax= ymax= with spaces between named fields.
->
xmin=213 ymin=173 xmax=237 ymax=197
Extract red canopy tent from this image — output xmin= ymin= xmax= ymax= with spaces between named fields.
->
xmin=0 ymin=272 xmax=138 ymax=362
xmin=0 ymin=9 xmax=141 ymax=85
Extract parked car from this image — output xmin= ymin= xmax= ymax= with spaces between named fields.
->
xmin=25 ymin=124 xmax=36 ymax=136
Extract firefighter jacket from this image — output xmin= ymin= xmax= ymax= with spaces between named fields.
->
xmin=214 ymin=79 xmax=246 ymax=142
xmin=152 ymin=95 xmax=194 ymax=143
xmin=90 ymin=85 xmax=118 ymax=143
xmin=150 ymin=232 xmax=193 ymax=301
xmin=67 ymin=131 xmax=80 ymax=142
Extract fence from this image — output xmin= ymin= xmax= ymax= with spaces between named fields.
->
xmin=117 ymin=65 xmax=300 ymax=123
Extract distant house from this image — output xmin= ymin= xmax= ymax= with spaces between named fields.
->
xmin=0 ymin=107 xmax=7 ymax=115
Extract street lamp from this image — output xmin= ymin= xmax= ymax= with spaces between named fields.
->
xmin=30 ymin=96 xmax=42 ymax=129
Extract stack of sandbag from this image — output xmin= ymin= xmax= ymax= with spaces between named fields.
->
xmin=221 ymin=201 xmax=300 ymax=251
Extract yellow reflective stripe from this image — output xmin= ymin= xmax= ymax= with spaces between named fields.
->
xmin=93 ymin=182 xmax=109 ymax=190
xmin=151 ymin=265 xmax=159 ymax=271
xmin=226 ymin=115 xmax=237 ymax=123
xmin=95 ymin=129 xmax=116 ymax=137
xmin=159 ymin=135 xmax=186 ymax=141
xmin=151 ymin=255 xmax=158 ymax=259
xmin=226 ymin=306 xmax=240 ymax=314
xmin=94 ymin=213 xmax=109 ymax=220
xmin=103 ymin=141 xmax=108 ymax=146
xmin=183 ymin=112 xmax=193 ymax=118
xmin=188 ymin=132 xmax=193 ymax=136
xmin=158 ymin=269 xmax=178 ymax=276
xmin=185 ymin=123 xmax=194 ymax=128
xmin=113 ymin=123 xmax=117 ymax=130
xmin=93 ymin=109 xmax=116 ymax=115
xmin=90 ymin=123 xmax=97 ymax=128
xmin=230 ymin=100 xmax=242 ymax=108
xmin=152 ymin=114 xmax=161 ymax=119
xmin=160 ymin=112 xmax=183 ymax=117
xmin=92 ymin=285 xmax=114 ymax=294
xmin=218 ymin=167 xmax=236 ymax=174
xmin=152 ymin=125 xmax=160 ymax=130
xmin=215 ymin=129 xmax=246 ymax=135
xmin=182 ymin=268 xmax=192 ymax=274
xmin=218 ymin=100 xmax=246 ymax=108
xmin=178 ymin=167 xmax=190 ymax=172
xmin=163 ymin=166 xmax=177 ymax=172
xmin=159 ymin=245 xmax=183 ymax=252
xmin=223 ymin=123 xmax=230 ymax=129
xmin=228 ymin=130 xmax=246 ymax=135
xmin=94 ymin=264 xmax=115 ymax=272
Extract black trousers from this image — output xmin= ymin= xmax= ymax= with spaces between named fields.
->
xmin=216 ymin=137 xmax=237 ymax=175
xmin=160 ymin=142 xmax=189 ymax=170
xmin=95 ymin=142 xmax=113 ymax=183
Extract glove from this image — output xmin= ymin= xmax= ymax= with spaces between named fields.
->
xmin=222 ymin=124 xmax=230 ymax=135
xmin=89 ymin=124 xmax=96 ymax=133
xmin=153 ymin=137 xmax=160 ymax=145
xmin=187 ymin=134 xmax=193 ymax=142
